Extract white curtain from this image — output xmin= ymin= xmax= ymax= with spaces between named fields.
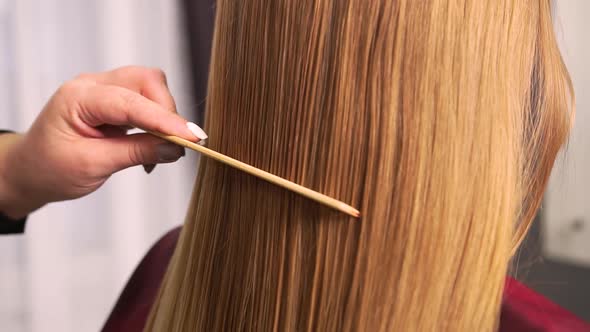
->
xmin=0 ymin=1 xmax=198 ymax=331
xmin=545 ymin=1 xmax=590 ymax=267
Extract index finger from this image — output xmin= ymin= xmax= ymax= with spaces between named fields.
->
xmin=75 ymin=83 xmax=206 ymax=141
xmin=78 ymin=66 xmax=177 ymax=114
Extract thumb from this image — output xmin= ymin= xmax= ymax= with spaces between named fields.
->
xmin=93 ymin=133 xmax=185 ymax=173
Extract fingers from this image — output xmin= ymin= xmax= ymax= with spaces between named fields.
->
xmin=91 ymin=133 xmax=186 ymax=173
xmin=74 ymin=83 xmax=204 ymax=141
xmin=77 ymin=66 xmax=177 ymax=114
xmin=60 ymin=66 xmax=205 ymax=176
xmin=68 ymin=66 xmax=207 ymax=142
xmin=95 ymin=124 xmax=129 ymax=137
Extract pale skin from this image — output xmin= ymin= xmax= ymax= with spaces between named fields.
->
xmin=0 ymin=66 xmax=207 ymax=220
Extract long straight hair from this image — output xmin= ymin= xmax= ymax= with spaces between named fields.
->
xmin=146 ymin=0 xmax=572 ymax=330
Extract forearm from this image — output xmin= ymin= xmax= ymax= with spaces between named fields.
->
xmin=0 ymin=133 xmax=43 ymax=219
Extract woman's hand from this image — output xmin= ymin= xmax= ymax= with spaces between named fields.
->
xmin=0 ymin=66 xmax=208 ymax=219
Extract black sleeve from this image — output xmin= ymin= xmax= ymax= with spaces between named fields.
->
xmin=0 ymin=130 xmax=27 ymax=234
xmin=0 ymin=212 xmax=27 ymax=234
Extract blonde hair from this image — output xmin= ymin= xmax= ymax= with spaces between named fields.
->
xmin=146 ymin=0 xmax=572 ymax=330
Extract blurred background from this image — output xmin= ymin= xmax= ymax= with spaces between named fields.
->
xmin=0 ymin=0 xmax=211 ymax=331
xmin=0 ymin=0 xmax=587 ymax=331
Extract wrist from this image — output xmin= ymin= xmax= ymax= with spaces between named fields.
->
xmin=0 ymin=133 xmax=44 ymax=219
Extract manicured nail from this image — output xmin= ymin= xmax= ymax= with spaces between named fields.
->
xmin=143 ymin=164 xmax=156 ymax=174
xmin=187 ymin=122 xmax=208 ymax=140
xmin=156 ymin=143 xmax=185 ymax=162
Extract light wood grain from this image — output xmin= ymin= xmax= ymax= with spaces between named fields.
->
xmin=148 ymin=131 xmax=360 ymax=218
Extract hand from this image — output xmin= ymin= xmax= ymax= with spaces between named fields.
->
xmin=0 ymin=66 xmax=208 ymax=219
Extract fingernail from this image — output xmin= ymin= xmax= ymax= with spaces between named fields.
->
xmin=156 ymin=143 xmax=185 ymax=162
xmin=143 ymin=164 xmax=156 ymax=174
xmin=187 ymin=122 xmax=208 ymax=140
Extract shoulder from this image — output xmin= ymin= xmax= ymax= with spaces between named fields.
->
xmin=101 ymin=228 xmax=589 ymax=332
xmin=101 ymin=227 xmax=181 ymax=332
xmin=500 ymin=277 xmax=590 ymax=332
